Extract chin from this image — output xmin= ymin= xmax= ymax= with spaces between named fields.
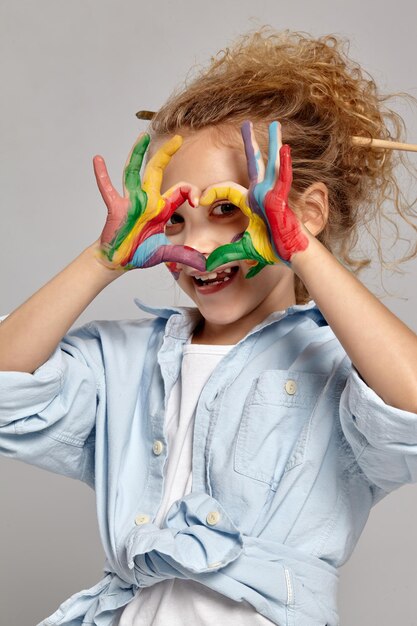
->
xmin=194 ymin=297 xmax=259 ymax=327
xmin=198 ymin=309 xmax=245 ymax=327
xmin=176 ymin=265 xmax=293 ymax=330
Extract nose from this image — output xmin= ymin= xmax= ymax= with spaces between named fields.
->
xmin=182 ymin=223 xmax=222 ymax=257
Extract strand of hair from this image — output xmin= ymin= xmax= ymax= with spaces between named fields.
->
xmin=135 ymin=112 xmax=417 ymax=153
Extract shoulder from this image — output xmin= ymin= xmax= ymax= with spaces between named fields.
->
xmin=67 ymin=315 xmax=166 ymax=343
xmin=59 ymin=316 xmax=167 ymax=370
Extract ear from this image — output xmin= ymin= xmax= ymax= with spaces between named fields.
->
xmin=295 ymin=182 xmax=329 ymax=237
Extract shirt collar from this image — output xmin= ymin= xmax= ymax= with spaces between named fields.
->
xmin=133 ymin=297 xmax=326 ymax=342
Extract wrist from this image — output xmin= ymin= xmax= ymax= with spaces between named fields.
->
xmin=289 ymin=226 xmax=322 ymax=277
xmin=81 ymin=240 xmax=127 ymax=286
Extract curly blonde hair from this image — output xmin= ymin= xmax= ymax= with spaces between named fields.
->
xmin=141 ymin=26 xmax=417 ymax=304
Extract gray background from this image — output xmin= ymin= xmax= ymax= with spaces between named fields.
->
xmin=1 ymin=0 xmax=417 ymax=624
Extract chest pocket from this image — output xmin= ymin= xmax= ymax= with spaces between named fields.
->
xmin=234 ymin=369 xmax=328 ymax=490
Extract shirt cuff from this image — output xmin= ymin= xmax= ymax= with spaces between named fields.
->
xmin=339 ymin=363 xmax=417 ymax=493
xmin=340 ymin=364 xmax=417 ymax=450
xmin=0 ymin=344 xmax=64 ymax=426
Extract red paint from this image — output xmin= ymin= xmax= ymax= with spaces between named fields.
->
xmin=166 ymin=261 xmax=181 ymax=275
xmin=264 ymin=145 xmax=309 ymax=262
xmin=93 ymin=155 xmax=131 ymax=245
xmin=125 ymin=185 xmax=194 ymax=265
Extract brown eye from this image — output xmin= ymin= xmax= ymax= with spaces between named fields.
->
xmin=165 ymin=212 xmax=185 ymax=237
xmin=166 ymin=213 xmax=184 ymax=226
xmin=211 ymin=203 xmax=239 ymax=217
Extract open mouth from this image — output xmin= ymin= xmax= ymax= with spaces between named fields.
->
xmin=193 ymin=266 xmax=239 ymax=288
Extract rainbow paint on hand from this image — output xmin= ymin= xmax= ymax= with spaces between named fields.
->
xmin=199 ymin=183 xmax=278 ymax=278
xmin=205 ymin=120 xmax=309 ymax=277
xmin=93 ymin=133 xmax=206 ymax=274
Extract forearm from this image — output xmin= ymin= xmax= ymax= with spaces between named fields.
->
xmin=0 ymin=241 xmax=124 ymax=373
xmin=291 ymin=228 xmax=417 ymax=412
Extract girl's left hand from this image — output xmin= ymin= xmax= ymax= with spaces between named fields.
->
xmin=203 ymin=120 xmax=310 ymax=277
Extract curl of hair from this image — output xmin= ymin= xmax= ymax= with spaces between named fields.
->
xmin=147 ymin=27 xmax=417 ymax=304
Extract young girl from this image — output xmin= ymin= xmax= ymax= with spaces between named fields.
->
xmin=1 ymin=27 xmax=417 ymax=626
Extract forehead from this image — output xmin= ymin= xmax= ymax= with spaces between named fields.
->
xmin=149 ymin=128 xmax=250 ymax=195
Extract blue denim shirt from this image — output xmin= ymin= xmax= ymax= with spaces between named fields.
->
xmin=1 ymin=298 xmax=417 ymax=626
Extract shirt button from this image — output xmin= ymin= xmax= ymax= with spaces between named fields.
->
xmin=135 ymin=514 xmax=150 ymax=525
xmin=285 ymin=379 xmax=297 ymax=395
xmin=152 ymin=440 xmax=164 ymax=455
xmin=206 ymin=510 xmax=220 ymax=526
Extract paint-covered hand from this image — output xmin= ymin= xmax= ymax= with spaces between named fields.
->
xmin=93 ymin=133 xmax=206 ymax=272
xmin=204 ymin=120 xmax=309 ymax=278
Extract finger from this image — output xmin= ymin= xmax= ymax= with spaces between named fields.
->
xmin=119 ymin=181 xmax=198 ymax=264
xmin=107 ymin=192 xmax=147 ymax=259
xmin=149 ymin=245 xmax=206 ymax=272
xmin=205 ymin=238 xmax=251 ymax=272
xmin=93 ymin=155 xmax=121 ymax=208
xmin=123 ymin=133 xmax=151 ymax=197
xmin=206 ymin=242 xmax=266 ymax=277
xmin=264 ymin=121 xmax=282 ymax=188
xmin=241 ymin=120 xmax=265 ymax=184
xmin=276 ymin=144 xmax=293 ymax=199
xmin=206 ymin=230 xmax=273 ymax=273
xmin=144 ymin=244 xmax=207 ymax=271
xmin=130 ymin=184 xmax=198 ymax=249
xmin=200 ymin=183 xmax=248 ymax=213
xmin=123 ymin=131 xmax=149 ymax=169
xmin=245 ymin=261 xmax=267 ymax=279
xmin=142 ymin=134 xmax=183 ymax=197
xmin=162 ymin=181 xmax=201 ymax=210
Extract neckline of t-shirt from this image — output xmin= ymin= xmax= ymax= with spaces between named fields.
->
xmin=183 ymin=339 xmax=235 ymax=354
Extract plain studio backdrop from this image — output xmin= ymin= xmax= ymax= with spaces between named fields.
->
xmin=1 ymin=1 xmax=417 ymax=624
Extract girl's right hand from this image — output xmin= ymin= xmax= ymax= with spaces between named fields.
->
xmin=93 ymin=132 xmax=207 ymax=273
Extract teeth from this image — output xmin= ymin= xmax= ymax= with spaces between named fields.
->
xmin=199 ymin=272 xmax=218 ymax=282
xmin=197 ymin=267 xmax=234 ymax=281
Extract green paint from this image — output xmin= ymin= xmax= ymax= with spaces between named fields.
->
xmin=206 ymin=231 xmax=270 ymax=279
xmin=124 ymin=133 xmax=151 ymax=195
xmin=108 ymin=134 xmax=150 ymax=260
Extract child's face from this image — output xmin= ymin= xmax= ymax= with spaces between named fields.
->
xmin=156 ymin=127 xmax=296 ymax=340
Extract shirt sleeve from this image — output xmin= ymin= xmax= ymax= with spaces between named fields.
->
xmin=0 ymin=317 xmax=104 ymax=487
xmin=339 ymin=358 xmax=417 ymax=494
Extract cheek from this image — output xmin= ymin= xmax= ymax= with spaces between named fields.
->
xmin=248 ymin=264 xmax=287 ymax=290
xmin=219 ymin=212 xmax=250 ymax=244
xmin=165 ymin=264 xmax=196 ymax=298
xmin=177 ymin=273 xmax=198 ymax=303
xmin=235 ymin=211 xmax=250 ymax=235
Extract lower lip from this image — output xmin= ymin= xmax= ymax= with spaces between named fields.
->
xmin=193 ymin=269 xmax=238 ymax=295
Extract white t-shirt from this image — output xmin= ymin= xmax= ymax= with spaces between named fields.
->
xmin=117 ymin=341 xmax=274 ymax=625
